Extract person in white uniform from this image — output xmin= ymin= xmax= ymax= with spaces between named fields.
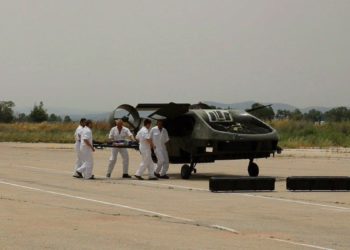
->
xmin=73 ymin=118 xmax=86 ymax=175
xmin=74 ymin=120 xmax=95 ymax=179
xmin=106 ymin=119 xmax=135 ymax=178
xmin=150 ymin=119 xmax=170 ymax=179
xmin=134 ymin=119 xmax=157 ymax=180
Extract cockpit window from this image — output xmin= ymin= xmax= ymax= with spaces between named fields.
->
xmin=205 ymin=111 xmax=272 ymax=134
xmin=224 ymin=112 xmax=231 ymax=121
xmin=208 ymin=112 xmax=216 ymax=121
xmin=206 ymin=110 xmax=232 ymax=122
xmin=215 ymin=111 xmax=224 ymax=120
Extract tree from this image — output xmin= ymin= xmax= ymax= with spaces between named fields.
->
xmin=29 ymin=101 xmax=48 ymax=123
xmin=16 ymin=113 xmax=28 ymax=122
xmin=324 ymin=107 xmax=350 ymax=122
xmin=0 ymin=101 xmax=15 ymax=123
xmin=48 ymin=113 xmax=62 ymax=122
xmin=304 ymin=109 xmax=323 ymax=122
xmin=289 ymin=109 xmax=303 ymax=121
xmin=275 ymin=109 xmax=291 ymax=120
xmin=63 ymin=115 xmax=72 ymax=123
xmin=248 ymin=103 xmax=275 ymax=121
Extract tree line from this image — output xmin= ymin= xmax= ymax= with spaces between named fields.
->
xmin=0 ymin=101 xmax=72 ymax=123
xmin=2 ymin=100 xmax=350 ymax=124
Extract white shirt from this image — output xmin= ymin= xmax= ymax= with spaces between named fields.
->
xmin=150 ymin=126 xmax=169 ymax=149
xmin=136 ymin=126 xmax=151 ymax=151
xmin=81 ymin=126 xmax=93 ymax=148
xmin=74 ymin=125 xmax=84 ymax=142
xmin=109 ymin=126 xmax=132 ymax=141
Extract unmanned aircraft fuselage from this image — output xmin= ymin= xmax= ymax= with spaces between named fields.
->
xmin=112 ymin=103 xmax=281 ymax=179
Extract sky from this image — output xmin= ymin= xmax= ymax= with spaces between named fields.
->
xmin=1 ymin=0 xmax=349 ymax=113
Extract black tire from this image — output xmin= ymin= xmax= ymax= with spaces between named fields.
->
xmin=181 ymin=164 xmax=192 ymax=179
xmin=248 ymin=162 xmax=259 ymax=177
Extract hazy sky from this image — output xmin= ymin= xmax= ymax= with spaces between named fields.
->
xmin=1 ymin=0 xmax=349 ymax=113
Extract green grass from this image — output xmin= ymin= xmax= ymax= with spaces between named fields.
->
xmin=0 ymin=122 xmax=110 ymax=143
xmin=1 ymin=120 xmax=350 ymax=148
xmin=270 ymin=120 xmax=350 ymax=148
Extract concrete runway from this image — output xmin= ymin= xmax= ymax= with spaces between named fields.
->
xmin=1 ymin=143 xmax=350 ymax=249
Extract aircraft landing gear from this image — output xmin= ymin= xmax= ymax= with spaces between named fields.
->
xmin=181 ymin=164 xmax=191 ymax=179
xmin=248 ymin=160 xmax=259 ymax=177
xmin=181 ymin=162 xmax=197 ymax=179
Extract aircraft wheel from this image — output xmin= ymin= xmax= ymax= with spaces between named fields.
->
xmin=248 ymin=162 xmax=259 ymax=177
xmin=181 ymin=164 xmax=192 ymax=179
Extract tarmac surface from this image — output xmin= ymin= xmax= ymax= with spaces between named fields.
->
xmin=1 ymin=142 xmax=350 ymax=250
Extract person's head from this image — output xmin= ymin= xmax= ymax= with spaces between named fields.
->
xmin=115 ymin=119 xmax=123 ymax=129
xmin=157 ymin=119 xmax=164 ymax=129
xmin=143 ymin=118 xmax=152 ymax=129
xmin=85 ymin=120 xmax=93 ymax=128
xmin=80 ymin=118 xmax=87 ymax=127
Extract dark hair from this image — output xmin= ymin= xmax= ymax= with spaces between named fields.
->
xmin=80 ymin=118 xmax=87 ymax=123
xmin=85 ymin=120 xmax=92 ymax=126
xmin=143 ymin=118 xmax=152 ymax=126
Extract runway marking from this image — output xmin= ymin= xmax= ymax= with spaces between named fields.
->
xmin=0 ymin=180 xmax=193 ymax=223
xmin=238 ymin=193 xmax=350 ymax=212
xmin=11 ymin=164 xmax=350 ymax=212
xmin=211 ymin=224 xmax=239 ymax=233
xmin=0 ymin=179 xmax=335 ymax=250
xmin=268 ymin=238 xmax=334 ymax=250
xmin=136 ymin=181 xmax=350 ymax=212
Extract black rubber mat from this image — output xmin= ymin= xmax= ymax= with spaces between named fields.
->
xmin=286 ymin=176 xmax=350 ymax=191
xmin=209 ymin=177 xmax=275 ymax=192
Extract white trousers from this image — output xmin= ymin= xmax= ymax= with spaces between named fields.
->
xmin=107 ymin=148 xmax=129 ymax=175
xmin=74 ymin=142 xmax=83 ymax=173
xmin=77 ymin=146 xmax=94 ymax=179
xmin=135 ymin=148 xmax=156 ymax=177
xmin=154 ymin=147 xmax=169 ymax=176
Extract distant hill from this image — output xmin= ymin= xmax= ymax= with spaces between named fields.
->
xmin=70 ymin=112 xmax=111 ymax=121
xmin=300 ymin=106 xmax=331 ymax=113
xmin=14 ymin=106 xmax=111 ymax=122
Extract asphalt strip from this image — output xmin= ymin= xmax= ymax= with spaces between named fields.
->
xmin=12 ymin=164 xmax=350 ymax=212
xmin=0 ymin=179 xmax=334 ymax=250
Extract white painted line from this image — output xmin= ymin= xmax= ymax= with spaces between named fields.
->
xmin=137 ymin=181 xmax=350 ymax=212
xmin=11 ymin=164 xmax=350 ymax=212
xmin=239 ymin=193 xmax=350 ymax=212
xmin=0 ymin=179 xmax=335 ymax=250
xmin=211 ymin=224 xmax=239 ymax=234
xmin=268 ymin=238 xmax=334 ymax=250
xmin=0 ymin=180 xmax=193 ymax=223
xmin=12 ymin=164 xmax=207 ymax=190
xmin=210 ymin=223 xmax=334 ymax=250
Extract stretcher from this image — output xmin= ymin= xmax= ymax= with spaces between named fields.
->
xmin=93 ymin=140 xmax=139 ymax=150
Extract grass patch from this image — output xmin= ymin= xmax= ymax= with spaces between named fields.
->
xmin=1 ymin=120 xmax=350 ymax=148
xmin=270 ymin=120 xmax=350 ymax=148
xmin=0 ymin=122 xmax=110 ymax=143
